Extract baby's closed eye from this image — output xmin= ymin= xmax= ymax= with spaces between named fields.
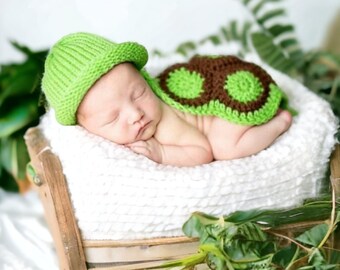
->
xmin=103 ymin=113 xmax=119 ymax=126
xmin=133 ymin=87 xmax=146 ymax=100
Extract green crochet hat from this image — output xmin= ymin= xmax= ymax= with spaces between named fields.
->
xmin=42 ymin=32 xmax=148 ymax=125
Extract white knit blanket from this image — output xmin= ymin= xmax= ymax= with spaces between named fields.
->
xmin=40 ymin=48 xmax=338 ymax=240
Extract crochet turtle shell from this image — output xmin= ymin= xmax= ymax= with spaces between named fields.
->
xmin=145 ymin=55 xmax=286 ymax=126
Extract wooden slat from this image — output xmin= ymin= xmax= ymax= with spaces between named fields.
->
xmin=330 ymin=144 xmax=340 ymax=198
xmin=88 ymin=260 xmax=208 ymax=270
xmin=85 ymin=241 xmax=198 ymax=263
xmin=83 ymin=236 xmax=197 ymax=248
xmin=24 ymin=127 xmax=87 ymax=270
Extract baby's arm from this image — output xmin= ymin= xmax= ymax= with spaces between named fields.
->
xmin=128 ymin=130 xmax=213 ymax=167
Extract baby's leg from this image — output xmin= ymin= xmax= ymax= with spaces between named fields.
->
xmin=234 ymin=110 xmax=292 ymax=156
xmin=210 ymin=110 xmax=292 ymax=160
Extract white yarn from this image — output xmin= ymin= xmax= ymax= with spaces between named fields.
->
xmin=39 ymin=47 xmax=338 ymax=240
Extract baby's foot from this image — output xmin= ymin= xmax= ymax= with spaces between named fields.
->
xmin=276 ymin=109 xmax=292 ymax=131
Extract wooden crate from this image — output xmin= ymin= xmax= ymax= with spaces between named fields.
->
xmin=24 ymin=127 xmax=340 ymax=270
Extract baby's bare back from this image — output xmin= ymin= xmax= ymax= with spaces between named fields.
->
xmin=156 ymin=104 xmax=292 ymax=162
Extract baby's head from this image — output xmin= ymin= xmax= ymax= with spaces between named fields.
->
xmin=42 ymin=32 xmax=162 ymax=144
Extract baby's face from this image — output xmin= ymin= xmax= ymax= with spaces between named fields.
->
xmin=77 ymin=63 xmax=162 ymax=144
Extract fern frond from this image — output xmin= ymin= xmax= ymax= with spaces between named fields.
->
xmin=252 ymin=0 xmax=283 ymax=16
xmin=251 ymin=32 xmax=294 ymax=73
xmin=230 ymin=20 xmax=240 ymax=40
xmin=175 ymin=41 xmax=197 ymax=56
xmin=279 ymin=38 xmax=299 ymax=49
xmin=200 ymin=35 xmax=222 ymax=45
xmin=242 ymin=0 xmax=254 ymax=5
xmin=241 ymin=21 xmax=253 ymax=51
xmin=267 ymin=24 xmax=294 ymax=37
xmin=220 ymin=26 xmax=231 ymax=41
xmin=219 ymin=20 xmax=253 ymax=54
xmin=257 ymin=8 xmax=285 ymax=25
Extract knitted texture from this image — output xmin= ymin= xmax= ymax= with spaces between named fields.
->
xmin=40 ymin=64 xmax=338 ymax=240
xmin=41 ymin=32 xmax=148 ymax=125
xmin=152 ymin=55 xmax=284 ymax=125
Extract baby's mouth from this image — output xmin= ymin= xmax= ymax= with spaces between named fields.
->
xmin=137 ymin=121 xmax=151 ymax=138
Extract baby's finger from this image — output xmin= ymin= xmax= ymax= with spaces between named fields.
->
xmin=129 ymin=145 xmax=150 ymax=155
xmin=125 ymin=141 xmax=146 ymax=148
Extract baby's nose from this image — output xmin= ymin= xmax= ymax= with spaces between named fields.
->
xmin=127 ymin=107 xmax=144 ymax=124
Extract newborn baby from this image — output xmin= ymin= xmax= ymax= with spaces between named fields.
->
xmin=42 ymin=32 xmax=292 ymax=167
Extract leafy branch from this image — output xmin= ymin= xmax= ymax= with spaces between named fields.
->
xmin=146 ymin=185 xmax=340 ymax=270
xmin=151 ymin=19 xmax=254 ymax=59
xmin=242 ymin=0 xmax=340 ymax=138
xmin=152 ymin=0 xmax=340 ymax=139
xmin=0 ymin=42 xmax=47 ymax=192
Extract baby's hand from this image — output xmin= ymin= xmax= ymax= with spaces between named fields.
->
xmin=126 ymin=138 xmax=163 ymax=163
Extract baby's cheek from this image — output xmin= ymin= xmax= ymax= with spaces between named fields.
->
xmin=101 ymin=126 xmax=125 ymax=144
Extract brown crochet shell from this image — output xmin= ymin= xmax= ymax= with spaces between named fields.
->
xmin=157 ymin=55 xmax=277 ymax=113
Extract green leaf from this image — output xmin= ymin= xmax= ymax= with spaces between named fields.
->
xmin=0 ymin=99 xmax=39 ymax=137
xmin=268 ymin=24 xmax=294 ymax=37
xmin=0 ymin=164 xmax=19 ymax=192
xmin=279 ymin=38 xmax=299 ymax=49
xmin=288 ymin=49 xmax=305 ymax=64
xmin=225 ymin=240 xmax=264 ymax=261
xmin=251 ymin=32 xmax=294 ymax=73
xmin=175 ymin=42 xmax=196 ymax=56
xmin=200 ymin=35 xmax=222 ymax=45
xmin=220 ymin=26 xmax=231 ymax=41
xmin=150 ymin=49 xmax=164 ymax=57
xmin=238 ymin=222 xmax=267 ymax=241
xmin=10 ymin=41 xmax=35 ymax=57
xmin=327 ymin=248 xmax=340 ymax=265
xmin=1 ymin=134 xmax=30 ymax=180
xmin=230 ymin=252 xmax=274 ymax=269
xmin=206 ymin=253 xmax=226 ymax=270
xmin=225 ymin=199 xmax=335 ymax=228
xmin=241 ymin=21 xmax=252 ymax=50
xmin=182 ymin=212 xmax=219 ymax=238
xmin=0 ymin=61 xmax=41 ymax=106
xmin=308 ymin=248 xmax=327 ymax=266
xmin=257 ymin=9 xmax=285 ymax=25
xmin=216 ymin=222 xmax=239 ymax=243
xmin=15 ymin=135 xmax=30 ymax=180
xmin=224 ymin=209 xmax=269 ymax=224
xmin=272 ymin=244 xmax=299 ymax=268
xmin=242 ymin=0 xmax=253 ymax=6
xmin=200 ymin=244 xmax=228 ymax=270
xmin=252 ymin=0 xmax=283 ymax=16
xmin=9 ymin=42 xmax=47 ymax=62
xmin=230 ymin=20 xmax=239 ymax=40
xmin=202 ymin=244 xmax=227 ymax=258
xmin=296 ymin=224 xmax=329 ymax=247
